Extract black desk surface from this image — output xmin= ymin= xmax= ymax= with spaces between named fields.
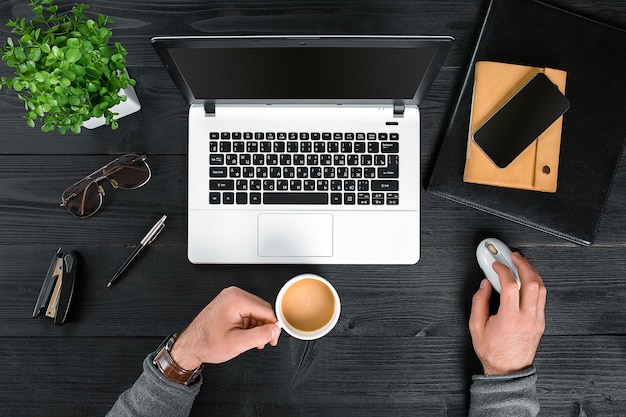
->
xmin=1 ymin=1 xmax=625 ymax=416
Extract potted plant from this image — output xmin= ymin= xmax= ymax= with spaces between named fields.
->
xmin=0 ymin=0 xmax=139 ymax=134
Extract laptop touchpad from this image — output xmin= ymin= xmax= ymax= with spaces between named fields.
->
xmin=258 ymin=213 xmax=333 ymax=257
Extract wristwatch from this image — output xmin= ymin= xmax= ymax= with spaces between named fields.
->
xmin=153 ymin=333 xmax=204 ymax=386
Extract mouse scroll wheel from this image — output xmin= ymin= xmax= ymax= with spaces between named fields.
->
xmin=486 ymin=243 xmax=499 ymax=255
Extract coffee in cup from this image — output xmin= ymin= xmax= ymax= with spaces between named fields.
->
xmin=275 ymin=274 xmax=340 ymax=340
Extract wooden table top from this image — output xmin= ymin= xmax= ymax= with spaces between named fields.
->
xmin=0 ymin=1 xmax=624 ymax=416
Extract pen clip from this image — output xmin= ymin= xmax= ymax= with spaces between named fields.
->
xmin=140 ymin=215 xmax=167 ymax=246
xmin=146 ymin=222 xmax=165 ymax=245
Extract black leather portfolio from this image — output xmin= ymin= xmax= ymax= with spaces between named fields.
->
xmin=428 ymin=0 xmax=626 ymax=245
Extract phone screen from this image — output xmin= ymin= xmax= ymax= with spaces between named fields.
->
xmin=472 ymin=72 xmax=570 ymax=168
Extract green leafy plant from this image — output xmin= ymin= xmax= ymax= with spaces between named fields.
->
xmin=0 ymin=0 xmax=136 ymax=133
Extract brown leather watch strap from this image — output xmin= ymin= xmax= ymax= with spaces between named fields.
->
xmin=153 ymin=333 xmax=203 ymax=386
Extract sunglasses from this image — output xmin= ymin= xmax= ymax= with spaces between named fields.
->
xmin=61 ymin=154 xmax=151 ymax=218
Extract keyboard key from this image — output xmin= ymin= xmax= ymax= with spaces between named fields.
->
xmin=236 ymin=192 xmax=247 ymax=204
xmin=378 ymin=165 xmax=399 ymax=178
xmin=239 ymin=154 xmax=251 ymax=165
xmin=310 ymin=167 xmax=322 ymax=178
xmin=210 ymin=167 xmax=227 ymax=177
xmin=210 ymin=154 xmax=224 ymax=165
xmin=236 ymin=179 xmax=248 ymax=190
xmin=263 ymin=193 xmax=328 ymax=204
xmin=387 ymin=193 xmax=399 ymax=205
xmin=358 ymin=193 xmax=370 ymax=205
xmin=209 ymin=192 xmax=220 ymax=204
xmin=381 ymin=142 xmax=399 ymax=153
xmin=223 ymin=192 xmax=234 ymax=204
xmin=371 ymin=180 xmax=399 ymax=191
xmin=367 ymin=142 xmax=379 ymax=153
xmin=247 ymin=142 xmax=258 ymax=152
xmin=283 ymin=167 xmax=295 ymax=178
xmin=250 ymin=193 xmax=262 ymax=204
xmin=252 ymin=154 xmax=264 ymax=165
xmin=290 ymin=180 xmax=302 ymax=191
xmin=277 ymin=180 xmax=289 ymax=190
xmin=263 ymin=180 xmax=275 ymax=190
xmin=331 ymin=193 xmax=342 ymax=204
xmin=225 ymin=154 xmax=237 ymax=165
xmin=210 ymin=180 xmax=234 ymax=190
xmin=344 ymin=193 xmax=356 ymax=204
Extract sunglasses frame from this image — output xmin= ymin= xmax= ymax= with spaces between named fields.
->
xmin=60 ymin=154 xmax=151 ymax=218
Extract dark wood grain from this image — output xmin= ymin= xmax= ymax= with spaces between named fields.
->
xmin=0 ymin=0 xmax=625 ymax=416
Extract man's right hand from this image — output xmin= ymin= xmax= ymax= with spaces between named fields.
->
xmin=469 ymin=252 xmax=547 ymax=376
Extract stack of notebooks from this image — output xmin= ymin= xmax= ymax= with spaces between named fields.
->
xmin=428 ymin=0 xmax=626 ymax=245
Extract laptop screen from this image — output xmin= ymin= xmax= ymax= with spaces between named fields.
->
xmin=152 ymin=36 xmax=453 ymax=106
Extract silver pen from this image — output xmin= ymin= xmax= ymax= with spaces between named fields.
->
xmin=107 ymin=215 xmax=167 ymax=288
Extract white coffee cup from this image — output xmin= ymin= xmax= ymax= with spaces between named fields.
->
xmin=275 ymin=274 xmax=341 ymax=340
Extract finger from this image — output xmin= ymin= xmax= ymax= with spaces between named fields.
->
xmin=238 ymin=290 xmax=279 ymax=324
xmin=222 ymin=287 xmax=278 ymax=326
xmin=230 ymin=323 xmax=280 ymax=354
xmin=469 ymin=279 xmax=492 ymax=337
xmin=493 ymin=262 xmax=520 ymax=312
xmin=511 ymin=253 xmax=545 ymax=314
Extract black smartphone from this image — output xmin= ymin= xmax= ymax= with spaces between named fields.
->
xmin=472 ymin=72 xmax=570 ymax=168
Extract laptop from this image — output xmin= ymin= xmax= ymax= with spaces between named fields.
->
xmin=151 ymin=35 xmax=453 ymax=264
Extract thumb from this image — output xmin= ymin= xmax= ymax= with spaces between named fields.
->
xmin=469 ymin=279 xmax=492 ymax=336
xmin=231 ymin=323 xmax=279 ymax=353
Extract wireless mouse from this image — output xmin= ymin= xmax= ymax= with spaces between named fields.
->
xmin=476 ymin=238 xmax=521 ymax=293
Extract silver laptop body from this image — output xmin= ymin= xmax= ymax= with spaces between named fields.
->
xmin=152 ymin=35 xmax=453 ymax=264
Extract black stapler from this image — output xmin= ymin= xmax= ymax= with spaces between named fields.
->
xmin=33 ymin=247 xmax=78 ymax=325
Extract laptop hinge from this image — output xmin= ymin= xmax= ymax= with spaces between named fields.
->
xmin=393 ymin=104 xmax=405 ymax=117
xmin=204 ymin=102 xmax=216 ymax=117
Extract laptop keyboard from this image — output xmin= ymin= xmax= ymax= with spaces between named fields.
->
xmin=208 ymin=131 xmax=400 ymax=205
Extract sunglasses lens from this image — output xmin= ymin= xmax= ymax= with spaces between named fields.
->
xmin=104 ymin=154 xmax=151 ymax=189
xmin=62 ymin=179 xmax=103 ymax=218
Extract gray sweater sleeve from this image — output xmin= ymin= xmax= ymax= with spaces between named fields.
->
xmin=469 ymin=366 xmax=540 ymax=417
xmin=106 ymin=353 xmax=202 ymax=417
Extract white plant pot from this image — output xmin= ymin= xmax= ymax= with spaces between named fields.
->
xmin=82 ymin=84 xmax=141 ymax=129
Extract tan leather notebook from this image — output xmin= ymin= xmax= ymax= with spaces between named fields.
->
xmin=463 ymin=61 xmax=567 ymax=192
